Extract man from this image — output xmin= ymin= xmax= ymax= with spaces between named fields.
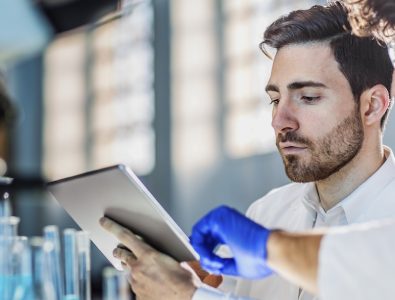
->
xmin=223 ymin=2 xmax=393 ymax=299
xmin=201 ymin=2 xmax=394 ymax=299
xmin=101 ymin=2 xmax=395 ymax=300
xmin=191 ymin=1 xmax=395 ymax=300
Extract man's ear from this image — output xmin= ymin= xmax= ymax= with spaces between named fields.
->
xmin=361 ymin=84 xmax=390 ymax=127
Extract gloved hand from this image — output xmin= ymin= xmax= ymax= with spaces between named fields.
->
xmin=190 ymin=205 xmax=273 ymax=279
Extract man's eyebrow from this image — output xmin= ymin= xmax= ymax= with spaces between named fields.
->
xmin=265 ymin=81 xmax=328 ymax=93
xmin=265 ymin=84 xmax=279 ymax=93
xmin=287 ymin=81 xmax=328 ymax=90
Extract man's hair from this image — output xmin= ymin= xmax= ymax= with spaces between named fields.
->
xmin=344 ymin=0 xmax=395 ymax=41
xmin=0 ymin=75 xmax=16 ymax=128
xmin=260 ymin=1 xmax=393 ymax=129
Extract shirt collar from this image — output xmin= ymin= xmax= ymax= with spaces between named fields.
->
xmin=301 ymin=146 xmax=395 ymax=224
xmin=341 ymin=146 xmax=395 ymax=223
xmin=302 ymin=182 xmax=321 ymax=219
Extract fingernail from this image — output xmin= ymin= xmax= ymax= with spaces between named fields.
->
xmin=113 ymin=248 xmax=119 ymax=257
xmin=99 ymin=217 xmax=107 ymax=225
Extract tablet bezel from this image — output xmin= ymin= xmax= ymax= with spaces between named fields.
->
xmin=48 ymin=165 xmax=199 ymax=269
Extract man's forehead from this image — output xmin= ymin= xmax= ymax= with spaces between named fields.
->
xmin=268 ymin=42 xmax=342 ymax=89
xmin=273 ymin=42 xmax=334 ymax=68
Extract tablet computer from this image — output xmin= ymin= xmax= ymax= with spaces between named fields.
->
xmin=48 ymin=165 xmax=199 ymax=269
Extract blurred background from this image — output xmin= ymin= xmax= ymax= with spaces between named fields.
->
xmin=4 ymin=0 xmax=395 ymax=296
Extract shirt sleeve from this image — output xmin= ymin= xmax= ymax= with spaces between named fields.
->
xmin=318 ymin=220 xmax=395 ymax=300
xmin=192 ymin=285 xmax=254 ymax=300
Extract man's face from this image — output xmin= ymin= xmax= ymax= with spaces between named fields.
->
xmin=266 ymin=43 xmax=364 ymax=182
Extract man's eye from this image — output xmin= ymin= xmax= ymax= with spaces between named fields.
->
xmin=301 ymin=96 xmax=320 ymax=102
xmin=269 ymin=99 xmax=279 ymax=105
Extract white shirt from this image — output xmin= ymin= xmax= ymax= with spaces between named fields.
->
xmin=319 ymin=220 xmax=395 ymax=300
xmin=193 ymin=147 xmax=395 ymax=300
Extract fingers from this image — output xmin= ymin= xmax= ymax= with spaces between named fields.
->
xmin=100 ymin=217 xmax=152 ymax=258
xmin=190 ymin=239 xmax=225 ymax=272
xmin=199 ymin=255 xmax=226 ymax=275
xmin=113 ymin=247 xmax=138 ymax=267
xmin=121 ymin=261 xmax=127 ymax=269
xmin=117 ymin=243 xmax=129 ymax=250
xmin=190 ymin=225 xmax=220 ymax=259
xmin=190 ymin=206 xmax=237 ymax=250
xmin=190 ymin=207 xmax=237 ymax=276
xmin=216 ymin=258 xmax=237 ymax=276
xmin=115 ymin=244 xmax=133 ymax=270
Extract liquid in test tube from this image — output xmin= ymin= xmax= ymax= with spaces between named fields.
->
xmin=102 ymin=267 xmax=131 ymax=300
xmin=44 ymin=225 xmax=64 ymax=300
xmin=64 ymin=229 xmax=79 ymax=300
xmin=77 ymin=231 xmax=91 ymax=300
xmin=30 ymin=237 xmax=57 ymax=300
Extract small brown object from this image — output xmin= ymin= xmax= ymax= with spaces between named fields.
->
xmin=187 ymin=261 xmax=223 ymax=288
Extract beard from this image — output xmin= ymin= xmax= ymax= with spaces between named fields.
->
xmin=276 ymin=106 xmax=364 ymax=182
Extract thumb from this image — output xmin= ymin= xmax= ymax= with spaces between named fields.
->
xmin=218 ymin=258 xmax=238 ymax=276
xmin=200 ymin=253 xmax=226 ymax=274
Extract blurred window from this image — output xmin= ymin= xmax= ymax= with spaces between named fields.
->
xmin=43 ymin=1 xmax=155 ymax=180
xmin=171 ymin=0 xmax=220 ymax=172
xmin=171 ymin=0 xmax=324 ymax=164
xmin=223 ymin=0 xmax=323 ymax=158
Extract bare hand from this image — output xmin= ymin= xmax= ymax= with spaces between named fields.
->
xmin=100 ymin=217 xmax=200 ymax=300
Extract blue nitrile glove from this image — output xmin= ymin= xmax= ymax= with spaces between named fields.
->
xmin=190 ymin=205 xmax=273 ymax=279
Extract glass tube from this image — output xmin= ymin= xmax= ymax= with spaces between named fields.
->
xmin=30 ymin=237 xmax=57 ymax=300
xmin=102 ymin=267 xmax=131 ymax=300
xmin=43 ymin=225 xmax=64 ymax=300
xmin=0 ymin=216 xmax=19 ymax=237
xmin=64 ymin=229 xmax=79 ymax=300
xmin=76 ymin=231 xmax=91 ymax=300
xmin=0 ymin=236 xmax=32 ymax=300
xmin=0 ymin=216 xmax=20 ymax=298
xmin=10 ymin=236 xmax=31 ymax=299
xmin=0 ymin=192 xmax=11 ymax=217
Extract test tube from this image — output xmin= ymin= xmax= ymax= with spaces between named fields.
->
xmin=44 ymin=225 xmax=64 ymax=300
xmin=0 ymin=237 xmax=6 ymax=298
xmin=0 ymin=216 xmax=20 ymax=237
xmin=0 ymin=216 xmax=19 ymax=297
xmin=102 ymin=267 xmax=131 ymax=300
xmin=0 ymin=192 xmax=11 ymax=217
xmin=30 ymin=237 xmax=57 ymax=300
xmin=77 ymin=231 xmax=91 ymax=300
xmin=0 ymin=236 xmax=32 ymax=300
xmin=64 ymin=229 xmax=79 ymax=300
xmin=11 ymin=236 xmax=31 ymax=296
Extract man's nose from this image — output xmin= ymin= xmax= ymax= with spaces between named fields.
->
xmin=271 ymin=102 xmax=298 ymax=134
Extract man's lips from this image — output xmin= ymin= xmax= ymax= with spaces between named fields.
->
xmin=279 ymin=143 xmax=308 ymax=154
